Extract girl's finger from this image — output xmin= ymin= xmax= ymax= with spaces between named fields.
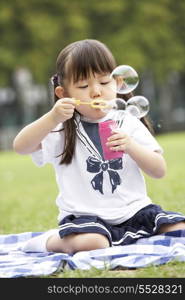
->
xmin=108 ymin=133 xmax=124 ymax=141
xmin=107 ymin=139 xmax=125 ymax=147
xmin=63 ymin=111 xmax=74 ymax=116
xmin=62 ymin=107 xmax=74 ymax=112
xmin=110 ymin=145 xmax=125 ymax=151
xmin=60 ymin=103 xmax=75 ymax=109
xmin=57 ymin=98 xmax=76 ymax=106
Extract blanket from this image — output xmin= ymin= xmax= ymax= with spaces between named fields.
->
xmin=0 ymin=230 xmax=185 ymax=278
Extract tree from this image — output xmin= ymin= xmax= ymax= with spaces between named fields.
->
xmin=0 ymin=0 xmax=185 ymax=86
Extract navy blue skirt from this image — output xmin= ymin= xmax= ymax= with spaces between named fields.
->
xmin=58 ymin=204 xmax=185 ymax=246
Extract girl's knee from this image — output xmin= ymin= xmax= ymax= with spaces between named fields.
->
xmin=158 ymin=221 xmax=185 ymax=234
xmin=71 ymin=233 xmax=110 ymax=253
xmin=46 ymin=232 xmax=110 ymax=254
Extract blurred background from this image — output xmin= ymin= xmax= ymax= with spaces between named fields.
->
xmin=0 ymin=0 xmax=185 ymax=150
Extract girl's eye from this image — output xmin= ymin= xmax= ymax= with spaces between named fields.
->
xmin=78 ymin=85 xmax=88 ymax=89
xmin=101 ymin=81 xmax=110 ymax=85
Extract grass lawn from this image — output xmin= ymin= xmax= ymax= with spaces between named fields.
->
xmin=0 ymin=131 xmax=185 ymax=277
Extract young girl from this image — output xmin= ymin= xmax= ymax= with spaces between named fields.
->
xmin=13 ymin=39 xmax=185 ymax=254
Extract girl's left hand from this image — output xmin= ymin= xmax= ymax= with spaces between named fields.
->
xmin=106 ymin=130 xmax=132 ymax=153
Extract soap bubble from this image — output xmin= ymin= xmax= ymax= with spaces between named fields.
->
xmin=126 ymin=105 xmax=141 ymax=117
xmin=127 ymin=96 xmax=150 ymax=118
xmin=101 ymin=96 xmax=150 ymax=119
xmin=110 ymin=65 xmax=139 ymax=94
xmin=114 ymin=98 xmax=127 ymax=110
xmin=101 ymin=98 xmax=127 ymax=113
xmin=113 ymin=95 xmax=149 ymax=119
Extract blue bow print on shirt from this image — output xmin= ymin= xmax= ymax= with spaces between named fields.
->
xmin=86 ymin=156 xmax=123 ymax=194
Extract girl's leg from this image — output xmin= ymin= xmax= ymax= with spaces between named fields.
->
xmin=22 ymin=229 xmax=59 ymax=253
xmin=46 ymin=232 xmax=110 ymax=254
xmin=158 ymin=221 xmax=185 ymax=234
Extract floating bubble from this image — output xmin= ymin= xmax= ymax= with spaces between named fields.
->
xmin=114 ymin=98 xmax=127 ymax=110
xmin=110 ymin=65 xmax=139 ymax=94
xmin=127 ymin=96 xmax=150 ymax=118
xmin=100 ymin=96 xmax=150 ymax=119
xmin=126 ymin=105 xmax=141 ymax=117
xmin=101 ymin=98 xmax=127 ymax=113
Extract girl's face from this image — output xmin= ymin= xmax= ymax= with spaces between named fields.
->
xmin=66 ymin=72 xmax=117 ymax=120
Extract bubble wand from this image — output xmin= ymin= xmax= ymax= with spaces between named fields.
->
xmin=75 ymin=99 xmax=108 ymax=109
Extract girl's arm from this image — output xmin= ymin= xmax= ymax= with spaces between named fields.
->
xmin=107 ymin=132 xmax=167 ymax=178
xmin=124 ymin=139 xmax=166 ymax=178
xmin=13 ymin=98 xmax=75 ymax=155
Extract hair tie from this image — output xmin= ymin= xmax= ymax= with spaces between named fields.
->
xmin=51 ymin=74 xmax=59 ymax=86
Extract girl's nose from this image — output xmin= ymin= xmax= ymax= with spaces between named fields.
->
xmin=90 ymin=84 xmax=102 ymax=98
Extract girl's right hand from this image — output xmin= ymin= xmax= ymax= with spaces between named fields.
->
xmin=50 ymin=98 xmax=76 ymax=124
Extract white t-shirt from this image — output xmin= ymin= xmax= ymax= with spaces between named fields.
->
xmin=31 ymin=111 xmax=163 ymax=225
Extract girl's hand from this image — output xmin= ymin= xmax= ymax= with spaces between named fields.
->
xmin=50 ymin=98 xmax=76 ymax=124
xmin=106 ymin=130 xmax=133 ymax=153
xmin=106 ymin=129 xmax=167 ymax=179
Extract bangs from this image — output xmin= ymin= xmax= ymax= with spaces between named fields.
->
xmin=64 ymin=40 xmax=116 ymax=83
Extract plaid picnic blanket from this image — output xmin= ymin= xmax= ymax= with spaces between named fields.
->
xmin=0 ymin=230 xmax=185 ymax=277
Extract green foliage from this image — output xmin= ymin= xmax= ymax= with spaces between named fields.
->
xmin=0 ymin=0 xmax=185 ymax=85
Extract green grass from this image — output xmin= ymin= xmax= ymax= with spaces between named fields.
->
xmin=0 ymin=152 xmax=58 ymax=233
xmin=1 ymin=131 xmax=185 ymax=277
